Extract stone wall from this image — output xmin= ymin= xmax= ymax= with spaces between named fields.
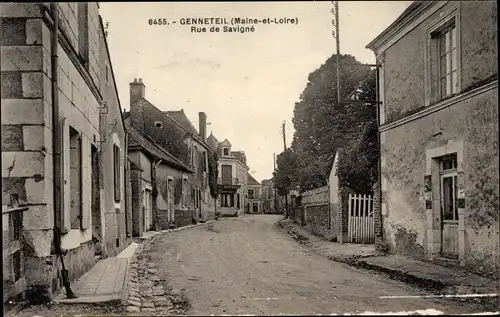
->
xmin=174 ymin=209 xmax=194 ymax=228
xmin=304 ymin=204 xmax=334 ymax=241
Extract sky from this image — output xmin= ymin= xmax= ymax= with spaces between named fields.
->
xmin=99 ymin=1 xmax=412 ymax=183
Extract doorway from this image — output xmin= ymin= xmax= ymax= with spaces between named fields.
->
xmin=90 ymin=145 xmax=102 ymax=255
xmin=253 ymin=203 xmax=259 ymax=214
xmin=440 ymin=155 xmax=459 ymax=259
xmin=167 ymin=178 xmax=175 ymax=224
xmin=144 ymin=189 xmax=153 ymax=231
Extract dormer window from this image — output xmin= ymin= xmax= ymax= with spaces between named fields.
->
xmin=223 ymin=148 xmax=229 ymax=156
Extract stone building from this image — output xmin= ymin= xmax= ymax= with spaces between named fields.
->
xmin=367 ymin=1 xmax=498 ymax=276
xmin=123 ymin=117 xmax=194 ymax=235
xmin=206 ymin=133 xmax=250 ymax=216
xmin=1 ymin=2 xmax=130 ymax=301
xmin=246 ymin=173 xmax=261 ymax=214
xmin=127 ymin=78 xmax=215 ymax=224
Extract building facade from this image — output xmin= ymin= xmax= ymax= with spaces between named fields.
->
xmin=247 ymin=173 xmax=261 ymax=214
xmin=124 ymin=117 xmax=194 ymax=235
xmin=207 ymin=134 xmax=250 ymax=216
xmin=367 ymin=1 xmax=498 ymax=276
xmin=261 ymin=178 xmax=278 ymax=214
xmin=1 ymin=2 xmax=129 ymax=302
xmin=127 ymin=78 xmax=215 ymax=225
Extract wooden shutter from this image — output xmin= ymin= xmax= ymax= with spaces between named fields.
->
xmin=58 ymin=117 xmax=67 ymax=231
xmin=114 ymin=145 xmax=121 ymax=202
xmin=174 ymin=178 xmax=182 ymax=205
xmin=80 ymin=137 xmax=89 ymax=229
xmin=77 ymin=135 xmax=84 ymax=229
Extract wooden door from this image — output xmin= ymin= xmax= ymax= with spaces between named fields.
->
xmin=144 ymin=189 xmax=152 ymax=231
xmin=440 ymin=172 xmax=459 ymax=258
xmin=167 ymin=179 xmax=174 ymax=223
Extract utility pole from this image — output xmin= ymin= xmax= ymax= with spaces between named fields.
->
xmin=280 ymin=121 xmax=289 ymax=218
xmin=332 ymin=1 xmax=341 ymax=104
xmin=273 ymin=153 xmax=278 ymax=213
xmin=282 ymin=121 xmax=287 ymax=151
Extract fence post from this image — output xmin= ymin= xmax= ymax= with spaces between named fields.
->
xmin=373 ymin=182 xmax=383 ymax=250
xmin=336 ymin=188 xmax=349 ymax=244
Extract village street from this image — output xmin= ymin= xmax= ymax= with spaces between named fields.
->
xmin=136 ymin=215 xmax=490 ymax=316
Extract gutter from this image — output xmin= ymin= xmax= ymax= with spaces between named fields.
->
xmin=49 ymin=3 xmax=76 ymax=299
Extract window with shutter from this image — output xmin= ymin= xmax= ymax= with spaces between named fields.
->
xmin=174 ymin=178 xmax=182 ymax=205
xmin=69 ymin=127 xmax=83 ymax=229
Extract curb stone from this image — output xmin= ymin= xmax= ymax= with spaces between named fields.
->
xmin=277 ymin=219 xmax=497 ymax=296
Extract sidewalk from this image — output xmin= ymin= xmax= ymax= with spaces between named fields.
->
xmin=54 ymin=242 xmax=139 ymax=305
xmin=278 ymin=219 xmax=498 ymax=295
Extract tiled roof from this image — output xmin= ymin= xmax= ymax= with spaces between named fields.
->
xmin=247 ymin=173 xmax=261 ymax=185
xmin=163 ymin=110 xmax=199 ymax=136
xmin=125 ymin=119 xmax=193 ymax=173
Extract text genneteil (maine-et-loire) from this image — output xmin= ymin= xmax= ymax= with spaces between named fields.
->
xmin=179 ymin=17 xmax=298 ymax=25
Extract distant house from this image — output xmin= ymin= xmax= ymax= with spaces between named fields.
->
xmin=247 ymin=173 xmax=262 ymax=214
xmin=127 ymin=78 xmax=215 ymax=224
xmin=366 ymin=1 xmax=498 ymax=275
xmin=207 ymin=133 xmax=250 ymax=216
xmin=261 ymin=178 xmax=278 ymax=213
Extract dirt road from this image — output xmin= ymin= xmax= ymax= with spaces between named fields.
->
xmin=146 ymin=215 xmax=493 ymax=316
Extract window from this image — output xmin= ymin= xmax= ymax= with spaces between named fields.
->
xmin=439 ymin=154 xmax=458 ymax=221
xmin=113 ymin=144 xmax=121 ymax=202
xmin=203 ymin=152 xmax=207 ymax=172
xmin=194 ymin=147 xmax=198 ymax=169
xmin=221 ymin=193 xmax=234 ymax=207
xmin=223 ymin=148 xmax=229 ymax=156
xmin=182 ymin=178 xmax=188 ymax=206
xmin=154 ymin=121 xmax=162 ymax=128
xmin=248 ymin=189 xmax=254 ymax=199
xmin=437 ymin=22 xmax=457 ymax=98
xmin=427 ymin=10 xmax=460 ymax=105
xmin=78 ymin=3 xmax=89 ymax=66
xmin=70 ymin=127 xmax=83 ymax=229
xmin=105 ymin=64 xmax=109 ymax=83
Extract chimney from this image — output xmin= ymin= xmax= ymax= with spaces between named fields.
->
xmin=198 ymin=112 xmax=207 ymax=142
xmin=129 ymin=78 xmax=146 ymax=131
xmin=130 ymin=78 xmax=145 ymax=106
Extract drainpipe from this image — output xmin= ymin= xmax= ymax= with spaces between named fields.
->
xmin=151 ymin=159 xmax=162 ymax=230
xmin=124 ymin=132 xmax=129 ymax=238
xmin=50 ymin=3 xmax=77 ymax=299
xmin=375 ymin=54 xmax=383 ymax=247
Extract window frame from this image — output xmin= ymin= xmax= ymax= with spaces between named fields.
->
xmin=424 ymin=5 xmax=461 ymax=106
xmin=435 ymin=22 xmax=458 ymax=99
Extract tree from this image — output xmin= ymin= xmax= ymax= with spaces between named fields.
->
xmin=291 ymin=54 xmax=373 ymax=191
xmin=336 ymin=70 xmax=379 ymax=193
xmin=208 ymin=150 xmax=219 ymax=199
xmin=273 ymin=149 xmax=299 ymax=196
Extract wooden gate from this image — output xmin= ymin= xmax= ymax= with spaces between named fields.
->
xmin=3 ymin=199 xmax=27 ymax=304
xmin=347 ymin=194 xmax=375 ymax=244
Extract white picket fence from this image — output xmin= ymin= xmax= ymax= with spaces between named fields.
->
xmin=347 ymin=193 xmax=375 ymax=244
